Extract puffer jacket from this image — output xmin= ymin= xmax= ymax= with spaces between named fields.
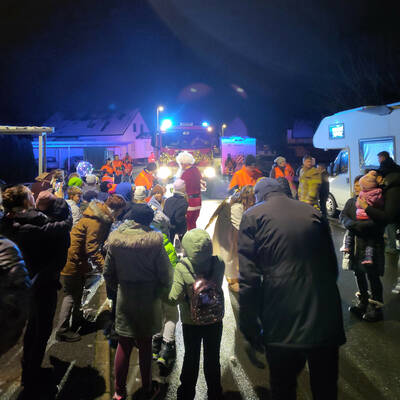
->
xmin=298 ymin=167 xmax=322 ymax=207
xmin=0 ymin=236 xmax=31 ymax=356
xmin=239 ymin=191 xmax=346 ymax=348
xmin=62 ymin=200 xmax=113 ymax=276
xmin=104 ymin=220 xmax=171 ymax=338
xmin=169 ymin=229 xmax=225 ymax=325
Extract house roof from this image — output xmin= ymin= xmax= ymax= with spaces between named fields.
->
xmin=44 ymin=109 xmax=140 ymax=137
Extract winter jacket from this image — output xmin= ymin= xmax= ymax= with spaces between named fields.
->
xmin=238 ymin=192 xmax=346 ymax=348
xmin=148 ymin=195 xmax=170 ymax=235
xmin=356 ymin=188 xmax=383 ymax=220
xmin=61 ymin=200 xmax=113 ymax=276
xmin=0 ymin=236 xmax=31 ymax=356
xmin=163 ymin=233 xmax=178 ymax=268
xmin=365 ymin=170 xmax=400 ymax=225
xmin=0 ymin=205 xmax=72 ymax=282
xmin=66 ymin=199 xmax=82 ymax=226
xmin=104 ymin=220 xmax=171 ymax=338
xmin=163 ymin=193 xmax=188 ymax=240
xmin=169 ymin=229 xmax=225 ymax=325
xmin=270 ymin=163 xmax=295 ymax=180
xmin=298 ymin=167 xmax=322 ymax=207
xmin=339 ymin=197 xmax=385 ymax=275
xmin=134 ymin=169 xmax=154 ymax=190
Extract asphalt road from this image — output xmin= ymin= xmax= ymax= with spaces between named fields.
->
xmin=0 ymin=199 xmax=399 ymax=400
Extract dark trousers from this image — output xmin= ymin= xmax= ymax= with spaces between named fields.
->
xmin=177 ymin=322 xmax=223 ymax=400
xmin=354 ymin=270 xmax=383 ymax=302
xmin=21 ymin=285 xmax=58 ymax=387
xmin=266 ymin=345 xmax=339 ymax=400
xmin=57 ymin=275 xmax=85 ymax=333
xmin=319 ymin=196 xmax=328 ymax=219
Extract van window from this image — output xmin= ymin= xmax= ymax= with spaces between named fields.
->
xmin=333 ymin=150 xmax=348 ymax=175
xmin=359 ymin=137 xmax=395 ymax=169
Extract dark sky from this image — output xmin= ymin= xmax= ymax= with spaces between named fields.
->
xmin=1 ymin=0 xmax=400 ymax=145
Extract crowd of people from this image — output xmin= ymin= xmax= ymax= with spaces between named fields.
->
xmin=0 ymin=148 xmax=399 ymax=400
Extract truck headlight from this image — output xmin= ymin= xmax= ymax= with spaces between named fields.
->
xmin=157 ymin=166 xmax=172 ymax=180
xmin=204 ymin=166 xmax=216 ymax=178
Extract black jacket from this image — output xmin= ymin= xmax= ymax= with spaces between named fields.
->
xmin=163 ymin=193 xmax=188 ymax=239
xmin=366 ymin=171 xmax=400 ymax=225
xmin=238 ymin=192 xmax=346 ymax=348
xmin=340 ymin=197 xmax=385 ymax=275
xmin=0 ymin=202 xmax=72 ymax=283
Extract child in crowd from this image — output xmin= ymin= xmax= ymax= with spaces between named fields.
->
xmin=66 ymin=186 xmax=82 ymax=226
xmin=341 ymin=171 xmax=384 ymax=264
xmin=163 ymin=179 xmax=188 ymax=244
xmin=169 ymin=229 xmax=225 ymax=399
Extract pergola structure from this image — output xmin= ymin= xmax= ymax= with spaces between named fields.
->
xmin=0 ymin=125 xmax=54 ymax=175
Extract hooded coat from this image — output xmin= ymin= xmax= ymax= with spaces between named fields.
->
xmin=61 ymin=200 xmax=113 ymax=276
xmin=239 ymin=191 xmax=346 ymax=348
xmin=104 ymin=220 xmax=171 ymax=338
xmin=168 ymin=229 xmax=225 ymax=325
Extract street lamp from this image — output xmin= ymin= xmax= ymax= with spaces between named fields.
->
xmin=221 ymin=123 xmax=227 ymax=136
xmin=156 ymin=106 xmax=164 ymax=159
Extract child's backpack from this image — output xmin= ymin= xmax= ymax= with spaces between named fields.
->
xmin=181 ymin=257 xmax=224 ymax=325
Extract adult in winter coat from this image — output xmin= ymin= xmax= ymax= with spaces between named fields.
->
xmin=229 ymin=154 xmax=263 ymax=192
xmin=56 ymin=196 xmax=126 ymax=342
xmin=298 ymin=155 xmax=322 ymax=208
xmin=269 ymin=156 xmax=296 ymax=197
xmin=169 ymin=229 xmax=225 ymax=400
xmin=177 ymin=151 xmax=202 ymax=230
xmin=0 ymin=236 xmax=31 ymax=357
xmin=0 ymin=185 xmax=72 ymax=396
xmin=239 ymin=178 xmax=346 ymax=400
xmin=104 ymin=204 xmax=171 ymax=400
xmin=339 ymin=175 xmax=385 ymax=322
xmin=134 ymin=162 xmax=157 ymax=191
xmin=163 ymin=179 xmax=188 ymax=243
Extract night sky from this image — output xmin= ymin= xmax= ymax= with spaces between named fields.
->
xmin=1 ymin=0 xmax=400 ymax=145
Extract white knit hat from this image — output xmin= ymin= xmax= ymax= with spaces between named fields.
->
xmin=86 ymin=174 xmax=97 ymax=185
xmin=173 ymin=179 xmax=186 ymax=192
xmin=274 ymin=156 xmax=286 ymax=165
xmin=134 ymin=186 xmax=147 ymax=201
xmin=176 ymin=151 xmax=195 ymax=166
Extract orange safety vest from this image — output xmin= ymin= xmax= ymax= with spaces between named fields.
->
xmin=272 ymin=164 xmax=294 ymax=180
xmin=229 ymin=165 xmax=263 ymax=190
xmin=134 ymin=169 xmax=154 ymax=190
xmin=112 ymin=160 xmax=125 ymax=176
xmin=101 ymin=164 xmax=114 ymax=175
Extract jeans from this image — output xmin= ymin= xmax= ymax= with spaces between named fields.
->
xmin=21 ymin=284 xmax=58 ymax=387
xmin=114 ymin=336 xmax=152 ymax=395
xmin=266 ymin=345 xmax=339 ymax=400
xmin=177 ymin=322 xmax=223 ymax=400
xmin=57 ymin=275 xmax=85 ymax=333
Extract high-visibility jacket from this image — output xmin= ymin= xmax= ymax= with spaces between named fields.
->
xmin=270 ymin=163 xmax=295 ymax=180
xmin=134 ymin=169 xmax=154 ymax=190
xmin=229 ymin=165 xmax=262 ymax=190
xmin=123 ymin=157 xmax=133 ymax=176
xmin=112 ymin=160 xmax=125 ymax=176
xmin=101 ymin=164 xmax=114 ymax=176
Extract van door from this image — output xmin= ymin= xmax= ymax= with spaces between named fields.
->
xmin=329 ymin=149 xmax=351 ymax=211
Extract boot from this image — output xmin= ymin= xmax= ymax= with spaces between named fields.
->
xmin=362 ymin=301 xmax=383 ymax=322
xmin=348 ymin=293 xmax=369 ymax=317
xmin=152 ymin=335 xmax=162 ymax=361
xmin=157 ymin=340 xmax=176 ymax=368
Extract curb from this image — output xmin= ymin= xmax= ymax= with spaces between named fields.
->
xmin=94 ymin=284 xmax=112 ymax=400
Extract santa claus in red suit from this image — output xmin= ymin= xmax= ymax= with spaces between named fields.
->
xmin=176 ymin=151 xmax=202 ymax=230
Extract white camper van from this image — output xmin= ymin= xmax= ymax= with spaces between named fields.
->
xmin=313 ymin=102 xmax=400 ymax=217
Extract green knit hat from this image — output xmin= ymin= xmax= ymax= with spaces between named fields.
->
xmin=68 ymin=176 xmax=83 ymax=187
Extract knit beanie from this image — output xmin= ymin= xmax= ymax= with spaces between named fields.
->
xmin=115 ymin=182 xmax=133 ymax=202
xmin=36 ymin=190 xmax=56 ymax=211
xmin=124 ymin=203 xmax=154 ymax=226
xmin=173 ymin=179 xmax=186 ymax=192
xmin=85 ymin=174 xmax=97 ymax=185
xmin=134 ymin=186 xmax=147 ymax=201
xmin=68 ymin=176 xmax=83 ymax=188
xmin=254 ymin=177 xmax=282 ymax=203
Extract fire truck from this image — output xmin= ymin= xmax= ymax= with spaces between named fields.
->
xmin=154 ymin=121 xmax=221 ymax=184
